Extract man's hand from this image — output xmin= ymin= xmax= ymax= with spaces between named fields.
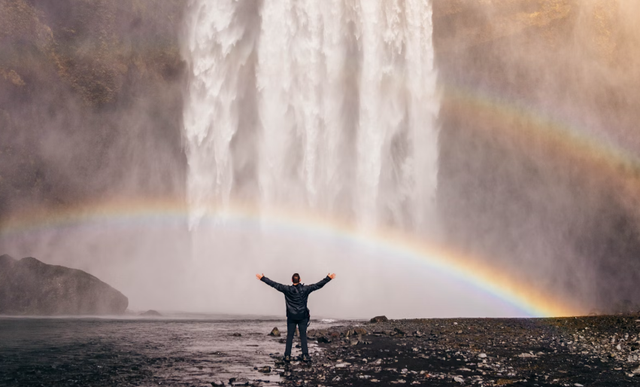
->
xmin=256 ymin=273 xmax=264 ymax=280
xmin=328 ymin=273 xmax=336 ymax=279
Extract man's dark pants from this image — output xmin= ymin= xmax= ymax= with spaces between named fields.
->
xmin=284 ymin=317 xmax=309 ymax=358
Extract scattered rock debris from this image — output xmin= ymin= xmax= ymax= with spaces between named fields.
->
xmin=270 ymin=314 xmax=640 ymax=386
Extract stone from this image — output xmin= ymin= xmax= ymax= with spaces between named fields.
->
xmin=354 ymin=327 xmax=368 ymax=335
xmin=140 ymin=310 xmax=162 ymax=317
xmin=269 ymin=327 xmax=281 ymax=337
xmin=258 ymin=366 xmax=271 ymax=373
xmin=0 ymin=255 xmax=128 ymax=315
xmin=370 ymin=316 xmax=389 ymax=323
xmin=393 ymin=327 xmax=406 ymax=336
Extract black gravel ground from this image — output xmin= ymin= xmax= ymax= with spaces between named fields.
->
xmin=273 ymin=314 xmax=640 ymax=387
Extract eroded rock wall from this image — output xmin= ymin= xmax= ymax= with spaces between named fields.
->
xmin=434 ymin=0 xmax=640 ymax=312
xmin=0 ymin=0 xmax=187 ymax=219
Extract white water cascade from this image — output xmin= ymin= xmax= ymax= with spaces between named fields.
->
xmin=183 ymin=0 xmax=439 ymax=232
xmin=178 ymin=1 xmax=467 ymax=318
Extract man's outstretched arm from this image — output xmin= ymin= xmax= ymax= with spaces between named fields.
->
xmin=306 ymin=273 xmax=336 ymax=292
xmin=256 ymin=273 xmax=288 ymax=293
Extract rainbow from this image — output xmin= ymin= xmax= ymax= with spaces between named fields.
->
xmin=0 ymin=197 xmax=582 ymax=318
xmin=440 ymin=83 xmax=640 ymax=204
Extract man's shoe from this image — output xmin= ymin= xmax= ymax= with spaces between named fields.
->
xmin=283 ymin=356 xmax=291 ymax=363
xmin=302 ymin=355 xmax=311 ymax=363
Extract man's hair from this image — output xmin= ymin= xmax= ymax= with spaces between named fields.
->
xmin=292 ymin=273 xmax=300 ymax=284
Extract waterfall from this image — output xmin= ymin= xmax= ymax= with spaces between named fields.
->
xmin=183 ymin=0 xmax=439 ymax=232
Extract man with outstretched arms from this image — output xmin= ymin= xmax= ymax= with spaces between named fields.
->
xmin=256 ymin=272 xmax=336 ymax=363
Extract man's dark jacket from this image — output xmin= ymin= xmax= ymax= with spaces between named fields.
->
xmin=261 ymin=276 xmax=332 ymax=320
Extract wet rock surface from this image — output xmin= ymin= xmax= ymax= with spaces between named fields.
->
xmin=278 ymin=315 xmax=640 ymax=386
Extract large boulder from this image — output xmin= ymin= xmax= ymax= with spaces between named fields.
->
xmin=0 ymin=255 xmax=128 ymax=315
xmin=370 ymin=315 xmax=389 ymax=323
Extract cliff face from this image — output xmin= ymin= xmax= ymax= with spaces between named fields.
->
xmin=433 ymin=0 xmax=640 ymax=312
xmin=0 ymin=0 xmax=186 ymax=218
xmin=0 ymin=255 xmax=128 ymax=315
xmin=2 ymin=1 xmax=639 ymax=314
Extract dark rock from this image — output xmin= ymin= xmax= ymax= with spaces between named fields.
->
xmin=231 ymin=333 xmax=242 ymax=337
xmin=258 ymin=366 xmax=271 ymax=373
xmin=269 ymin=327 xmax=281 ymax=337
xmin=354 ymin=327 xmax=368 ymax=335
xmin=307 ymin=329 xmax=323 ymax=338
xmin=0 ymin=255 xmax=128 ymax=315
xmin=370 ymin=315 xmax=388 ymax=323
xmin=140 ymin=310 xmax=162 ymax=317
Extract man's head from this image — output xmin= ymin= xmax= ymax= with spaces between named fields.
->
xmin=292 ymin=273 xmax=300 ymax=285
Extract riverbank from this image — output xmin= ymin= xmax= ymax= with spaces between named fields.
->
xmin=2 ymin=315 xmax=639 ymax=386
xmin=275 ymin=315 xmax=640 ymax=386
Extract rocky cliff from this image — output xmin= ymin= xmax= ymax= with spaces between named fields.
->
xmin=433 ymin=0 xmax=640 ymax=312
xmin=0 ymin=0 xmax=187 ymax=218
xmin=0 ymin=254 xmax=128 ymax=315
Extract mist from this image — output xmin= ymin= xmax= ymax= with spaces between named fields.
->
xmin=435 ymin=0 xmax=640 ymax=313
xmin=1 ymin=0 xmax=640 ymax=318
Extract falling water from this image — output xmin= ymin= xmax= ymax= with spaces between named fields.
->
xmin=182 ymin=0 xmax=439 ymax=232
